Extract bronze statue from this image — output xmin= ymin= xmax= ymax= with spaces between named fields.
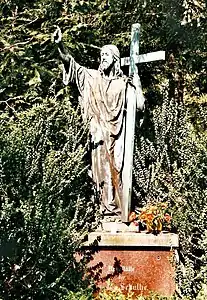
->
xmin=53 ymin=27 xmax=145 ymax=221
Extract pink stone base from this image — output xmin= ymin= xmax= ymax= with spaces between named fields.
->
xmin=85 ymin=232 xmax=178 ymax=297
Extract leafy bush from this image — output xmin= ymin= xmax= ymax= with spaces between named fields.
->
xmin=133 ymin=81 xmax=207 ymax=298
xmin=0 ymin=98 xmax=98 ymax=299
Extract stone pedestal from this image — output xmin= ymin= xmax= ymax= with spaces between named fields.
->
xmin=85 ymin=232 xmax=179 ymax=297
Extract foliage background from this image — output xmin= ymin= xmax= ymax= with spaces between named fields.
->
xmin=0 ymin=0 xmax=206 ymax=299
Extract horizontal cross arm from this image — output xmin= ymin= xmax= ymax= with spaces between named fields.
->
xmin=121 ymin=50 xmax=165 ymax=67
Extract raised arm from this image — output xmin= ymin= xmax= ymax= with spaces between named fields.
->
xmin=53 ymin=26 xmax=95 ymax=98
xmin=53 ymin=26 xmax=72 ymax=63
xmin=53 ymin=26 xmax=77 ymax=85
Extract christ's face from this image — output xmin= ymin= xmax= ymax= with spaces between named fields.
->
xmin=100 ymin=48 xmax=114 ymax=71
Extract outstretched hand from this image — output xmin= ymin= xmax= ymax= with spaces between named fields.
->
xmin=53 ymin=26 xmax=62 ymax=43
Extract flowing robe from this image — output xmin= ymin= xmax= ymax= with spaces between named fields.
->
xmin=62 ymin=57 xmax=131 ymax=216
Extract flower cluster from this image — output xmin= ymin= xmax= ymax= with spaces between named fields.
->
xmin=129 ymin=202 xmax=172 ymax=234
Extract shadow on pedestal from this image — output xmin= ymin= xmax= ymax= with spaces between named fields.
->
xmin=82 ymin=231 xmax=179 ymax=297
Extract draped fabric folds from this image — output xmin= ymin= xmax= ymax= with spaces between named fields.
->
xmin=63 ymin=56 xmax=130 ymax=216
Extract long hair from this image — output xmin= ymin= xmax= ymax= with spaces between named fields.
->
xmin=98 ymin=44 xmax=123 ymax=78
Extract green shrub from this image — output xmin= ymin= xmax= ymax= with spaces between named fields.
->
xmin=0 ymin=98 xmax=98 ymax=299
xmin=133 ymin=86 xmax=207 ymax=299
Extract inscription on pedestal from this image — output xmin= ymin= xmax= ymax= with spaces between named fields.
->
xmin=122 ymin=283 xmax=147 ymax=292
xmin=108 ymin=264 xmax=147 ymax=291
xmin=86 ymin=232 xmax=179 ymax=297
xmin=108 ymin=265 xmax=135 ymax=272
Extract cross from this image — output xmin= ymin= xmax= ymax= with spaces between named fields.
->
xmin=121 ymin=23 xmax=165 ymax=222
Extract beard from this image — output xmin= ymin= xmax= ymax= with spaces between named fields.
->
xmin=100 ymin=60 xmax=114 ymax=71
xmin=101 ymin=62 xmax=110 ymax=70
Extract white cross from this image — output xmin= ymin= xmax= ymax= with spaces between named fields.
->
xmin=121 ymin=23 xmax=165 ymax=222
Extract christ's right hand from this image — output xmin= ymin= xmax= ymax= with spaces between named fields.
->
xmin=53 ymin=26 xmax=62 ymax=44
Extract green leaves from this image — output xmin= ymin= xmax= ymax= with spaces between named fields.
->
xmin=133 ymin=82 xmax=207 ymax=297
xmin=0 ymin=99 xmax=97 ymax=299
xmin=28 ymin=69 xmax=42 ymax=86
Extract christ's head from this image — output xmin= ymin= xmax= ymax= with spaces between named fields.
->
xmin=99 ymin=45 xmax=122 ymax=78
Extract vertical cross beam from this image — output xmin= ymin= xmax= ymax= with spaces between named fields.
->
xmin=122 ymin=23 xmax=140 ymax=222
xmin=129 ymin=23 xmax=140 ymax=76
